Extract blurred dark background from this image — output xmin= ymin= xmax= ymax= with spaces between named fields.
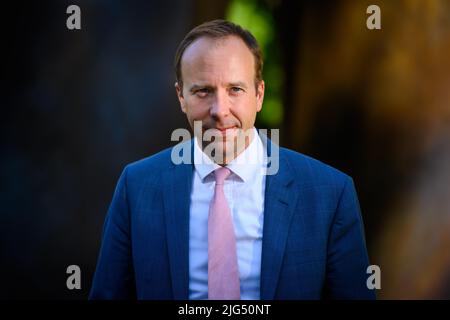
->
xmin=1 ymin=0 xmax=450 ymax=299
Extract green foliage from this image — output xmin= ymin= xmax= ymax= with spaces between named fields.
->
xmin=226 ymin=0 xmax=284 ymax=127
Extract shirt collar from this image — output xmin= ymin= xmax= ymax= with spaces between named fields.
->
xmin=193 ymin=127 xmax=266 ymax=183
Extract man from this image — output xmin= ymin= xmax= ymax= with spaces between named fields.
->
xmin=90 ymin=20 xmax=375 ymax=300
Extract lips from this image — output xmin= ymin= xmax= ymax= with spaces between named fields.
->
xmin=204 ymin=125 xmax=238 ymax=133
xmin=216 ymin=126 xmax=237 ymax=132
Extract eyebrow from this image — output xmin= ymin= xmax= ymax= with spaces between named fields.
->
xmin=228 ymin=81 xmax=248 ymax=89
xmin=189 ymin=82 xmax=248 ymax=92
xmin=189 ymin=84 xmax=213 ymax=93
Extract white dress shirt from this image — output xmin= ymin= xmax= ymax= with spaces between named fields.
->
xmin=188 ymin=127 xmax=266 ymax=300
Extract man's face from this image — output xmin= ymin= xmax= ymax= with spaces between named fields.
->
xmin=175 ymin=35 xmax=265 ymax=164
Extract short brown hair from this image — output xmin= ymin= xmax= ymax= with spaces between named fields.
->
xmin=174 ymin=19 xmax=263 ymax=88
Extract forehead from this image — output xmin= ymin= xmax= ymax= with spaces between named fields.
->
xmin=181 ymin=35 xmax=255 ymax=83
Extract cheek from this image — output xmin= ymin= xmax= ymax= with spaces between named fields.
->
xmin=184 ymin=100 xmax=210 ymax=120
xmin=233 ymin=98 xmax=258 ymax=124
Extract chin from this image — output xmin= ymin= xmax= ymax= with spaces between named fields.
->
xmin=202 ymin=140 xmax=238 ymax=164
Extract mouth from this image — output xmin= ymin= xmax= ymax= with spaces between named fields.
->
xmin=216 ymin=126 xmax=238 ymax=133
xmin=204 ymin=126 xmax=239 ymax=135
xmin=215 ymin=126 xmax=239 ymax=138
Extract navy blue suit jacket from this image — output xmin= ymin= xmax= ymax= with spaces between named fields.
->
xmin=90 ymin=138 xmax=375 ymax=300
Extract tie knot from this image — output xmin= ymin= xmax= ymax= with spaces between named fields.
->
xmin=214 ymin=167 xmax=231 ymax=185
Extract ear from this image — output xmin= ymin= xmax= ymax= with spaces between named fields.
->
xmin=256 ymin=80 xmax=265 ymax=112
xmin=175 ymin=82 xmax=187 ymax=113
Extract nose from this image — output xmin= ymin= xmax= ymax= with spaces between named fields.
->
xmin=210 ymin=90 xmax=230 ymax=121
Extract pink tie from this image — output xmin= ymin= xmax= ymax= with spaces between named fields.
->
xmin=208 ymin=167 xmax=241 ymax=300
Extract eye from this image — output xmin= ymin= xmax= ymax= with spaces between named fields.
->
xmin=230 ymin=87 xmax=244 ymax=94
xmin=194 ymin=88 xmax=210 ymax=98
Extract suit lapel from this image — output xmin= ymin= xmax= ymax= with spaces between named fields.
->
xmin=163 ymin=141 xmax=194 ymax=299
xmin=260 ymin=138 xmax=297 ymax=300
